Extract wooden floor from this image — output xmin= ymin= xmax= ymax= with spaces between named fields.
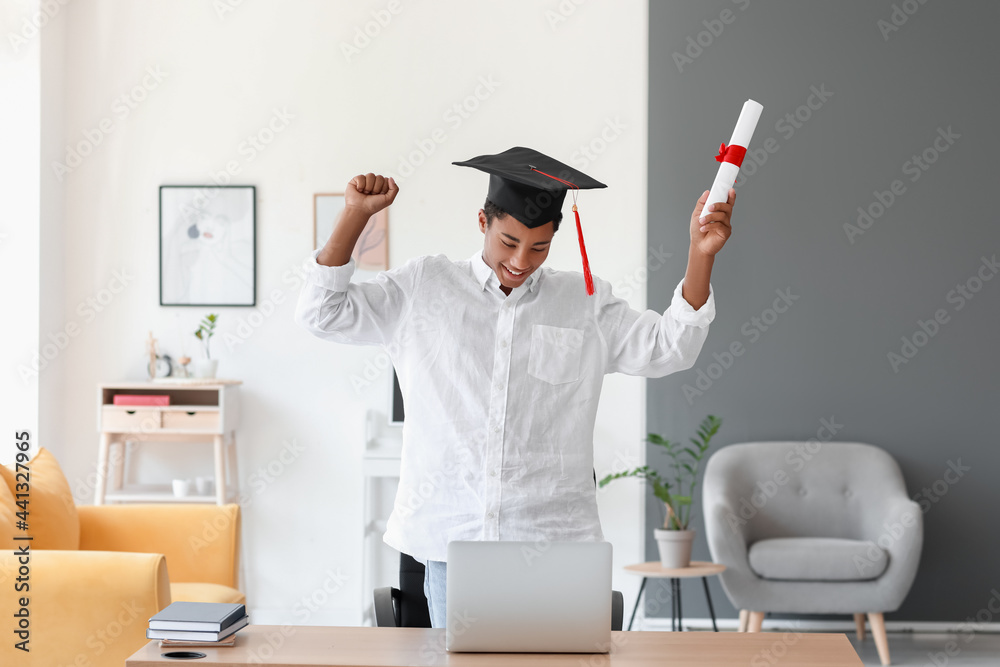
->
xmin=849 ymin=632 xmax=1000 ymax=666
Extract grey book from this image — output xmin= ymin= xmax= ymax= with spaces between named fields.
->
xmin=146 ymin=614 xmax=248 ymax=642
xmin=148 ymin=601 xmax=246 ymax=632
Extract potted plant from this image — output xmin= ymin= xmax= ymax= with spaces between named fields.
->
xmin=599 ymin=415 xmax=722 ymax=568
xmin=193 ymin=313 xmax=219 ymax=378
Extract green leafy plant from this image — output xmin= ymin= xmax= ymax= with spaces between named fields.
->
xmin=598 ymin=415 xmax=722 ymax=530
xmin=193 ymin=313 xmax=218 ymax=360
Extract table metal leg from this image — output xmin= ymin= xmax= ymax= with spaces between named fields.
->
xmin=627 ymin=577 xmax=647 ymax=631
xmin=670 ymin=579 xmax=677 ymax=631
xmin=669 ymin=581 xmax=673 ymax=631
xmin=676 ymin=578 xmax=683 ymax=631
xmin=702 ymin=577 xmax=719 ymax=632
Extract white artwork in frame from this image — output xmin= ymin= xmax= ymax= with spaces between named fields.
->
xmin=160 ymin=185 xmax=256 ymax=306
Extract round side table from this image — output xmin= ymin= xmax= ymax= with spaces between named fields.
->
xmin=623 ymin=561 xmax=726 ymax=631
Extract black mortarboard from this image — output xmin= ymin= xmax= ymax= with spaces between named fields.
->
xmin=453 ymin=146 xmax=606 ymax=295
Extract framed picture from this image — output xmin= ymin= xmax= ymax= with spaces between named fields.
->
xmin=159 ymin=185 xmax=256 ymax=306
xmin=314 ymin=193 xmax=388 ymax=271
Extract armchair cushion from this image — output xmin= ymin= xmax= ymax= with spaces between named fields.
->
xmin=78 ymin=503 xmax=241 ymax=588
xmin=0 ymin=447 xmax=79 ymax=549
xmin=171 ymin=582 xmax=245 ymax=604
xmin=748 ymin=537 xmax=888 ymax=581
xmin=0 ymin=474 xmax=17 ymax=548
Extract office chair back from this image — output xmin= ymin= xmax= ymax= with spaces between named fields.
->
xmin=373 ymin=553 xmax=430 ymax=628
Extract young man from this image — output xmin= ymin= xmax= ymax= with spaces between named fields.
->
xmin=295 ymin=147 xmax=735 ymax=628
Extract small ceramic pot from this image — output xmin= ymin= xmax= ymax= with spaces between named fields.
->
xmin=654 ymin=529 xmax=696 ymax=569
xmin=193 ymin=359 xmax=218 ymax=378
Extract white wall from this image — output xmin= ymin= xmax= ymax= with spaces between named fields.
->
xmin=37 ymin=0 xmax=651 ymax=625
xmin=39 ymin=0 xmax=69 ymax=466
xmin=0 ymin=0 xmax=41 ymax=449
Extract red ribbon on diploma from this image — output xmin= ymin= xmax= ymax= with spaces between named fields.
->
xmin=715 ymin=142 xmax=747 ymax=167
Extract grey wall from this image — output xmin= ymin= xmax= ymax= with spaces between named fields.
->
xmin=646 ymin=0 xmax=999 ymax=622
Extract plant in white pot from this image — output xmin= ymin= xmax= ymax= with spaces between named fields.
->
xmin=599 ymin=415 xmax=722 ymax=569
xmin=193 ymin=313 xmax=219 ymax=378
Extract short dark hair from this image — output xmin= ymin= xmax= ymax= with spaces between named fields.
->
xmin=483 ymin=198 xmax=562 ymax=232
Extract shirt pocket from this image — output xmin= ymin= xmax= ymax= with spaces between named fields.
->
xmin=528 ymin=325 xmax=585 ymax=385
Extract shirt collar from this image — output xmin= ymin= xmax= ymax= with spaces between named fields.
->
xmin=470 ymin=251 xmax=540 ymax=293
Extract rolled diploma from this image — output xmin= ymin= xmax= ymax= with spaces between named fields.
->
xmin=701 ymin=99 xmax=763 ymax=220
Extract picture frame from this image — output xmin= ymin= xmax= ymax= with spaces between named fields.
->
xmin=159 ymin=185 xmax=256 ymax=306
xmin=314 ymin=192 xmax=388 ymax=271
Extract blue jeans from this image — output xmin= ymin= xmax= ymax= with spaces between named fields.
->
xmin=422 ymin=560 xmax=448 ymax=629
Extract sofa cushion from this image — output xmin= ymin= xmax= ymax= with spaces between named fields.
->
xmin=748 ymin=537 xmax=888 ymax=581
xmin=0 ymin=447 xmax=80 ymax=549
xmin=0 ymin=476 xmax=16 ymax=548
xmin=171 ymin=582 xmax=246 ymax=605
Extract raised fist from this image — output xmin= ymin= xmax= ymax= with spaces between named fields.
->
xmin=345 ymin=172 xmax=399 ymax=216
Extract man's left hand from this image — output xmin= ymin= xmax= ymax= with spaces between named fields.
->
xmin=689 ymin=188 xmax=735 ymax=256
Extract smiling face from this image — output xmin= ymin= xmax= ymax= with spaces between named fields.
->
xmin=479 ymin=209 xmax=555 ymax=294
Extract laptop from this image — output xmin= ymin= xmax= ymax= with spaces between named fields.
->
xmin=446 ymin=540 xmax=613 ymax=653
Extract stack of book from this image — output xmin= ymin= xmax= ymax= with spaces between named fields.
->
xmin=147 ymin=601 xmax=249 ymax=647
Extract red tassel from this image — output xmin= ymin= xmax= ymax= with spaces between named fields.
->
xmin=574 ymin=204 xmax=595 ymax=296
xmin=528 ymin=166 xmax=595 ymax=296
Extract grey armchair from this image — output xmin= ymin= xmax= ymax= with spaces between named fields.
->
xmin=703 ymin=442 xmax=922 ymax=665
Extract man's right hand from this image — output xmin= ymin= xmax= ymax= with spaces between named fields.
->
xmin=345 ymin=173 xmax=399 ymax=217
xmin=316 ymin=173 xmax=398 ymax=267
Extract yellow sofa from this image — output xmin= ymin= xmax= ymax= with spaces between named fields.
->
xmin=0 ymin=447 xmax=244 ymax=667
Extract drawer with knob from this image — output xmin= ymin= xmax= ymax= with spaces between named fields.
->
xmin=100 ymin=407 xmax=162 ymax=432
xmin=161 ymin=408 xmax=221 ymax=431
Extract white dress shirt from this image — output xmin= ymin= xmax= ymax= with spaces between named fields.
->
xmin=295 ymin=249 xmax=715 ymax=563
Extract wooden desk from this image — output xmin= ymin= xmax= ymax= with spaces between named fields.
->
xmin=126 ymin=625 xmax=863 ymax=666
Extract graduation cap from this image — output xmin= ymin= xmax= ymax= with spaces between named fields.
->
xmin=453 ymin=146 xmax=606 ymax=295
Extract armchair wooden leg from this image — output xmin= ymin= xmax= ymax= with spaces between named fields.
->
xmin=747 ymin=611 xmax=764 ymax=633
xmin=868 ymin=612 xmax=890 ymax=665
xmin=738 ymin=609 xmax=749 ymax=632
xmin=854 ymin=613 xmax=866 ymax=641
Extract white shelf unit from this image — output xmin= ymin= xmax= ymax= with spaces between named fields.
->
xmin=361 ymin=410 xmax=403 ymax=626
xmin=95 ymin=380 xmax=242 ymax=505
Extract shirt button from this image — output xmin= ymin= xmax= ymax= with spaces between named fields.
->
xmin=496 ymin=382 xmax=504 ymax=391
xmin=487 ymin=511 xmax=496 ymax=519
xmin=489 ymin=469 xmax=497 ymax=477
xmin=493 ymin=426 xmax=501 ymax=433
xmin=501 ymin=339 xmax=509 ymax=348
